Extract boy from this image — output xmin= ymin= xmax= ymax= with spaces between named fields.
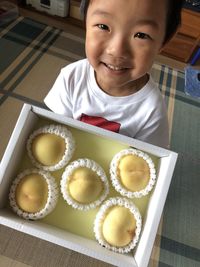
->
xmin=44 ymin=0 xmax=183 ymax=148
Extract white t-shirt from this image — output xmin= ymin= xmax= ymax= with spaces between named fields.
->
xmin=44 ymin=59 xmax=169 ymax=148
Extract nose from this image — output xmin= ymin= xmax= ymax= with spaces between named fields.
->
xmin=106 ymin=34 xmax=130 ymax=59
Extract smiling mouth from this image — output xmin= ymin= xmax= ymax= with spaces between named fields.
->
xmin=104 ymin=63 xmax=128 ymax=71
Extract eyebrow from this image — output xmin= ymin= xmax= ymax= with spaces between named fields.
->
xmin=91 ymin=9 xmax=112 ymax=17
xmin=134 ymin=19 xmax=159 ymax=30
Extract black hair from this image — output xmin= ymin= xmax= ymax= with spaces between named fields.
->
xmin=164 ymin=0 xmax=184 ymax=44
xmin=80 ymin=0 xmax=184 ymax=45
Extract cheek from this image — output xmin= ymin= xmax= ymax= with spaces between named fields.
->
xmin=85 ymin=42 xmax=97 ymax=65
xmin=86 ymin=33 xmax=95 ymax=52
xmin=134 ymin=45 xmax=158 ymax=65
xmin=130 ymin=47 xmax=156 ymax=77
xmin=85 ymin=35 xmax=103 ymax=62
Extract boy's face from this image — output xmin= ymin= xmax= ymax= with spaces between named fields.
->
xmin=85 ymin=0 xmax=167 ymax=96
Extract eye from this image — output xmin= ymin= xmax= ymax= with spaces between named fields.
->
xmin=134 ymin=32 xmax=151 ymax=40
xmin=97 ymin=24 xmax=109 ymax=31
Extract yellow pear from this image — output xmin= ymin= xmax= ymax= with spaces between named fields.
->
xmin=118 ymin=155 xmax=150 ymax=191
xmin=102 ymin=206 xmax=136 ymax=247
xmin=68 ymin=167 xmax=103 ymax=204
xmin=15 ymin=173 xmax=48 ymax=213
xmin=32 ymin=133 xmax=66 ymax=166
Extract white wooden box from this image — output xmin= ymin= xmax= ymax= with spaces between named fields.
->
xmin=0 ymin=104 xmax=178 ymax=267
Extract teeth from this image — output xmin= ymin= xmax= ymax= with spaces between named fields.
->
xmin=106 ymin=64 xmax=125 ymax=71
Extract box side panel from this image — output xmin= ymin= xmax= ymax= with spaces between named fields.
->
xmin=0 ymin=104 xmax=39 ymax=208
xmin=134 ymin=153 xmax=178 ymax=267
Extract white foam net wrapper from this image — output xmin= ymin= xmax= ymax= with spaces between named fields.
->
xmin=94 ymin=197 xmax=142 ymax=253
xmin=110 ymin=148 xmax=156 ymax=198
xmin=9 ymin=168 xmax=59 ymax=220
xmin=27 ymin=124 xmax=75 ymax=171
xmin=60 ymin=158 xmax=109 ymax=211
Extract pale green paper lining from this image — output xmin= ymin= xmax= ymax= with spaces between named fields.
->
xmin=11 ymin=118 xmax=159 ymax=241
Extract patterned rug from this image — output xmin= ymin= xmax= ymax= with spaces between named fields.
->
xmin=0 ymin=16 xmax=200 ymax=267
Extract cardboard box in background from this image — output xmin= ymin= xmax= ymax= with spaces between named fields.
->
xmin=0 ymin=104 xmax=178 ymax=267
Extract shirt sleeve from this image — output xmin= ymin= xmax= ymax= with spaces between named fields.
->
xmin=134 ymin=99 xmax=169 ymax=149
xmin=44 ymin=68 xmax=73 ymax=117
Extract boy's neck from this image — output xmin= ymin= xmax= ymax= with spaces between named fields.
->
xmin=95 ymin=73 xmax=149 ymax=97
